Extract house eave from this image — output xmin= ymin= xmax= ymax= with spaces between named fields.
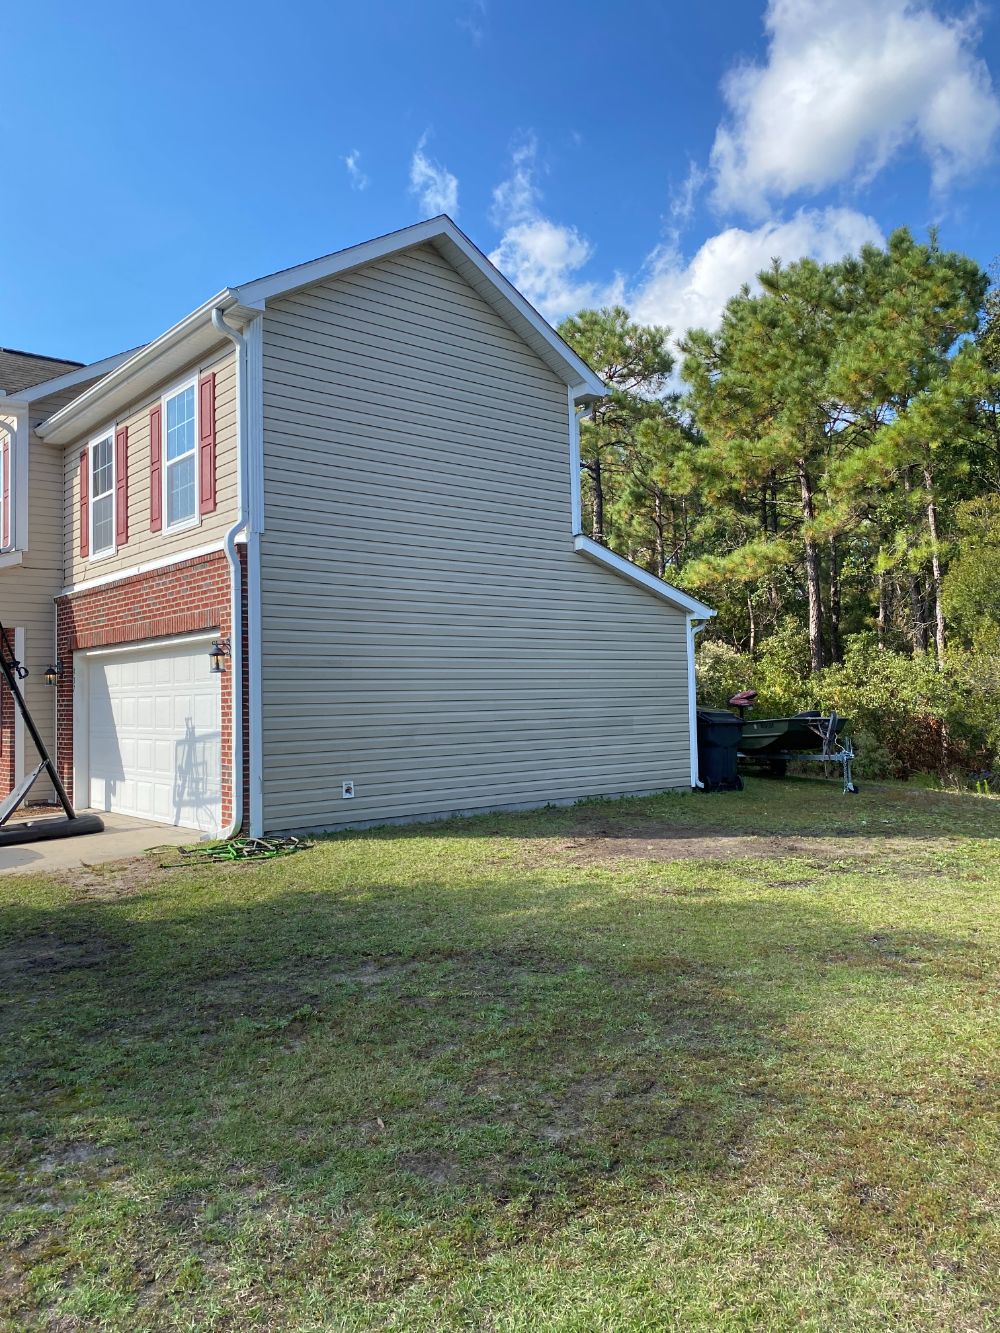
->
xmin=232 ymin=216 xmax=607 ymax=399
xmin=38 ymin=291 xmax=245 ymax=444
xmin=573 ymin=535 xmax=716 ymax=619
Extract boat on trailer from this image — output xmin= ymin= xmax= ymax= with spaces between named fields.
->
xmin=727 ymin=693 xmax=858 ymax=793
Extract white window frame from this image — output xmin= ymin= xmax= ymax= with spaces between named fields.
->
xmin=87 ymin=428 xmax=117 ymax=562
xmin=160 ymin=374 xmax=200 ymax=535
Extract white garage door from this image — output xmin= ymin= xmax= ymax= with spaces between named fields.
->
xmin=87 ymin=638 xmax=222 ymax=834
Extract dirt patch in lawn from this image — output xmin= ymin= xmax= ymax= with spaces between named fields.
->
xmin=524 ymin=817 xmax=948 ymax=869
xmin=0 ymin=933 xmax=116 ymax=984
xmin=60 ymin=854 xmax=168 ymax=901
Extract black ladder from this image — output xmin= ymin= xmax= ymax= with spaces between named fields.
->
xmin=0 ymin=622 xmax=103 ymax=845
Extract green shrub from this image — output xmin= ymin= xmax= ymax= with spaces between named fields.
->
xmin=696 ymin=630 xmax=1000 ymax=780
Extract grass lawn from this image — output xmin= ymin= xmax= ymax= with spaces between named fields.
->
xmin=2 ymin=778 xmax=999 ymax=1331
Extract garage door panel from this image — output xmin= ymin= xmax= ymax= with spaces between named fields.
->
xmin=86 ymin=639 xmax=222 ymax=835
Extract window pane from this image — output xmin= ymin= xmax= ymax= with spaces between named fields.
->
xmin=166 ymin=453 xmax=195 ymax=526
xmin=166 ymin=387 xmax=195 ymax=462
xmin=92 ymin=493 xmax=114 ymax=553
xmin=92 ymin=437 xmax=113 ymax=498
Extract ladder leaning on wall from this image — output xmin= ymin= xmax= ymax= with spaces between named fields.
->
xmin=0 ymin=622 xmax=103 ymax=846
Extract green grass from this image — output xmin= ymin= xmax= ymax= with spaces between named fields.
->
xmin=2 ymin=777 xmax=999 ymax=1331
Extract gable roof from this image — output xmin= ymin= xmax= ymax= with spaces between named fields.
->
xmin=232 ymin=217 xmax=605 ymax=398
xmin=0 ymin=347 xmax=141 ymax=407
xmin=40 ymin=217 xmax=606 ymax=445
xmin=0 ymin=348 xmax=83 ymax=395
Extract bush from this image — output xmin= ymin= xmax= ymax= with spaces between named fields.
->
xmin=696 ymin=630 xmax=1000 ymax=781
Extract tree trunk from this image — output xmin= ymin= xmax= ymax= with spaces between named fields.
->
xmin=902 ymin=468 xmax=928 ymax=654
xmin=798 ymin=459 xmax=824 ymax=673
xmin=590 ymin=452 xmax=604 ymax=545
xmin=908 ymin=576 xmax=928 ymax=654
xmin=923 ymin=464 xmax=946 ymax=668
xmin=747 ymin=595 xmax=756 ymax=656
xmin=828 ymin=537 xmax=842 ymax=663
xmin=652 ymin=492 xmax=666 ymax=578
xmin=877 ymin=568 xmax=888 ymax=649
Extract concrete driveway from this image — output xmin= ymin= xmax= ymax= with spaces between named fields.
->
xmin=0 ymin=811 xmax=197 ymax=876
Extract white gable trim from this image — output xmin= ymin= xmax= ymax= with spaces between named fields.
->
xmin=40 ymin=218 xmax=604 ymax=447
xmin=573 ymin=534 xmax=716 ymax=619
xmin=232 ymin=216 xmax=606 ymax=401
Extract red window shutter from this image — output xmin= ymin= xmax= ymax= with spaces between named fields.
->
xmin=2 ymin=441 xmax=9 ymax=549
xmin=149 ymin=404 xmax=162 ymax=532
xmin=78 ymin=449 xmax=89 ymax=558
xmin=115 ymin=425 xmax=129 ymax=546
xmin=198 ymin=371 xmax=217 ymax=515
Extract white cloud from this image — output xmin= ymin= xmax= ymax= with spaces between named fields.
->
xmin=458 ymin=0 xmax=487 ymax=45
xmin=343 ymin=149 xmax=369 ymax=192
xmin=711 ymin=0 xmax=1000 ymax=215
xmin=488 ymin=137 xmax=623 ymax=321
xmin=410 ymin=135 xmax=459 ymax=217
xmin=630 ymin=206 xmax=884 ymax=363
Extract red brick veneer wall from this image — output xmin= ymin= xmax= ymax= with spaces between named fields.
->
xmin=55 ymin=548 xmax=249 ymax=831
xmin=0 ymin=670 xmax=15 ymax=797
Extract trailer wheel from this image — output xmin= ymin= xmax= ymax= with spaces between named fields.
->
xmin=846 ymin=782 xmax=859 ymax=794
xmin=766 ymin=758 xmax=787 ymax=778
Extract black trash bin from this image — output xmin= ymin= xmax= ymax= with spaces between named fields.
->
xmin=696 ymin=709 xmax=744 ymax=792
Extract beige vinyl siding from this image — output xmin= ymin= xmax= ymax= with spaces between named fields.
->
xmin=0 ymin=383 xmax=108 ymax=799
xmin=62 ymin=348 xmax=238 ymax=587
xmin=259 ymin=242 xmax=691 ymax=832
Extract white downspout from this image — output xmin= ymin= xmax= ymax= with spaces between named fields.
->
xmin=212 ymin=308 xmax=249 ymax=838
xmin=687 ymin=616 xmax=709 ymax=789
xmin=0 ymin=416 xmax=17 ymax=554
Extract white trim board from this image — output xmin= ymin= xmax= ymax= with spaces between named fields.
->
xmin=573 ymin=535 xmax=716 ymax=619
xmin=40 ymin=217 xmax=605 ymax=447
xmin=13 ymin=627 xmax=24 ymax=789
xmin=57 ymin=538 xmax=235 ymax=598
xmin=233 ymin=217 xmax=605 ymax=402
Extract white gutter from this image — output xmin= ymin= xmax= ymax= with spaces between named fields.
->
xmin=211 ymin=308 xmax=250 ymax=838
xmin=687 ymin=616 xmax=710 ymax=788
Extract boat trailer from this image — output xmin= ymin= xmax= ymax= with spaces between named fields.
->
xmin=729 ymin=691 xmax=858 ymax=795
xmin=0 ymin=622 xmax=103 ymax=846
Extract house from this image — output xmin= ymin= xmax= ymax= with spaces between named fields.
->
xmin=2 ymin=217 xmax=713 ymax=839
xmin=0 ymin=346 xmax=136 ymax=804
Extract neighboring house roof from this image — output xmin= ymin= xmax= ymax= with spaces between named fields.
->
xmin=40 ymin=216 xmax=607 ymax=445
xmin=0 ymin=347 xmax=83 ymax=394
xmin=0 ymin=348 xmax=143 ymax=407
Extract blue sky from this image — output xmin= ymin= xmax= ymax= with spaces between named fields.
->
xmin=3 ymin=0 xmax=998 ymax=367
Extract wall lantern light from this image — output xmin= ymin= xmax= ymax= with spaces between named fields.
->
xmin=43 ymin=660 xmax=63 ymax=688
xmin=209 ymin=639 xmax=231 ymax=674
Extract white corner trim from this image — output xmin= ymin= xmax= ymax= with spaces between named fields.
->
xmin=57 ymin=538 xmax=233 ymax=599
xmin=13 ymin=627 xmax=25 ymax=788
xmin=0 ymin=406 xmax=30 ymax=553
xmin=573 ymin=534 xmax=716 ymax=619
xmin=687 ymin=616 xmax=711 ymax=788
xmin=245 ymin=314 xmax=265 ymax=839
xmin=568 ymin=387 xmax=582 ymax=535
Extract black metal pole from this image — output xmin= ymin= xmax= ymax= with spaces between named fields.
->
xmin=0 ymin=633 xmax=75 ymax=819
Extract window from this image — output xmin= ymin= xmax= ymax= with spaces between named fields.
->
xmin=90 ymin=435 xmax=115 ymax=556
xmin=164 ymin=383 xmax=197 ymax=528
